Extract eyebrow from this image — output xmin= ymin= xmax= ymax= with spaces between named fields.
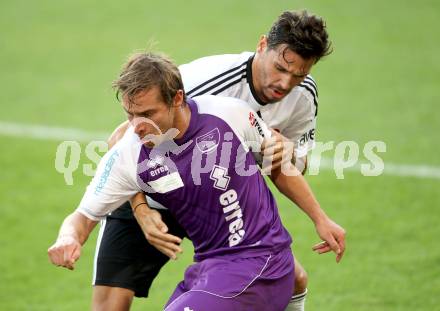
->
xmin=275 ymin=61 xmax=309 ymax=77
xmin=122 ymin=106 xmax=151 ymax=116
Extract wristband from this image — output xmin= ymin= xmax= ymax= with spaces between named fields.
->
xmin=133 ymin=202 xmax=148 ymax=213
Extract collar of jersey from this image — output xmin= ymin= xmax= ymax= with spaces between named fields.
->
xmin=173 ymin=98 xmax=199 ymax=145
xmin=246 ymin=55 xmax=268 ymax=106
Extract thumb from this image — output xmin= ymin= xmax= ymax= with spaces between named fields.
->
xmin=66 ymin=243 xmax=81 ymax=269
xmin=152 ymin=214 xmax=168 ymax=233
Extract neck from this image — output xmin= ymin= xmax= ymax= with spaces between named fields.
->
xmin=249 ymin=55 xmax=267 ymax=105
xmin=173 ymin=102 xmax=191 ymax=139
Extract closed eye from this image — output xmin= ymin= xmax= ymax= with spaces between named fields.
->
xmin=275 ymin=65 xmax=288 ymax=73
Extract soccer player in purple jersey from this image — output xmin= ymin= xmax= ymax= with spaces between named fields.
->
xmin=91 ymin=10 xmax=336 ymax=311
xmin=48 ymin=52 xmax=345 ymax=310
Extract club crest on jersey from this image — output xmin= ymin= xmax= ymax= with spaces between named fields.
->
xmin=196 ymin=128 xmax=220 ymax=154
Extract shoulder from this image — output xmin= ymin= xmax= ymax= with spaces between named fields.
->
xmin=192 ymin=95 xmax=269 ymax=141
xmin=194 ymin=95 xmax=251 ymax=118
xmin=180 ymin=52 xmax=252 ymax=95
xmin=179 ymin=52 xmax=252 ymax=72
xmin=107 ymin=121 xmax=130 ymax=148
xmin=296 ymin=75 xmax=319 ymax=116
xmin=107 ymin=125 xmax=141 ymax=167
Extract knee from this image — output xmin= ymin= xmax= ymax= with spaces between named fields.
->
xmin=92 ymin=286 xmax=134 ymax=311
xmin=294 ymin=265 xmax=308 ymax=293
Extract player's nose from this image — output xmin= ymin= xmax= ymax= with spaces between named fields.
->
xmin=279 ymin=75 xmax=292 ymax=91
xmin=134 ymin=124 xmax=146 ymax=139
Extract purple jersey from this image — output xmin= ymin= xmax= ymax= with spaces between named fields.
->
xmin=77 ymin=95 xmax=292 ymax=261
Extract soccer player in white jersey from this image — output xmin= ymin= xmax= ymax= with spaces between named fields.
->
xmin=48 ymin=52 xmax=345 ymax=311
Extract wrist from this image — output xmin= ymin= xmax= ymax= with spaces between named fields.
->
xmin=311 ymin=209 xmax=329 ymax=226
xmin=56 ymin=234 xmax=79 ymax=244
xmin=132 ymin=202 xmax=152 ymax=216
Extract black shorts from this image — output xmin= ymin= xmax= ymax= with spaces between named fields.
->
xmin=93 ymin=202 xmax=187 ymax=297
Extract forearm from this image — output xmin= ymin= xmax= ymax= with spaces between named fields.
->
xmin=130 ymin=192 xmax=151 ymax=217
xmin=270 ymin=167 xmax=327 ymax=224
xmin=294 ymin=156 xmax=308 ymax=175
xmin=57 ymin=211 xmax=97 ymax=245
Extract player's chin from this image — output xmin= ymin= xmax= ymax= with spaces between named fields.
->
xmin=144 ymin=142 xmax=156 ymax=148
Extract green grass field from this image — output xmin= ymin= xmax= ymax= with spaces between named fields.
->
xmin=1 ymin=0 xmax=439 ymax=310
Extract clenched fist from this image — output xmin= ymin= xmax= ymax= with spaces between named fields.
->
xmin=48 ymin=235 xmax=81 ymax=270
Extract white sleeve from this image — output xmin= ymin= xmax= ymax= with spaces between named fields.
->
xmin=76 ymin=130 xmax=141 ymax=221
xmin=194 ymin=95 xmax=272 ymax=164
xmin=195 ymin=95 xmax=272 ymax=165
xmin=241 ymin=109 xmax=272 ymax=165
xmin=280 ymin=93 xmax=317 ymax=160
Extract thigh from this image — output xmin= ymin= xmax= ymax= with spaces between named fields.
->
xmin=165 ymin=250 xmax=294 ymax=311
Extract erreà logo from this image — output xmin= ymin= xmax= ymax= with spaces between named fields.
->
xmin=196 ymin=128 xmax=220 ymax=154
xmin=249 ymin=112 xmax=265 ymax=137
xmin=146 ymin=155 xmax=165 ymax=169
xmin=249 ymin=111 xmax=256 ymax=126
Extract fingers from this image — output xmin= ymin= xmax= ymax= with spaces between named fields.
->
xmin=321 ymin=232 xmax=341 ymax=255
xmin=313 ymin=230 xmax=347 ymax=262
xmin=48 ymin=246 xmax=73 ymax=269
xmin=64 ymin=244 xmax=81 ymax=270
xmin=312 ymin=241 xmax=329 ymax=251
xmin=141 ymin=211 xmax=181 ymax=244
xmin=336 ymin=251 xmax=343 ymax=263
xmin=147 ymin=232 xmax=183 ymax=247
xmin=48 ymin=245 xmax=63 ymax=266
xmin=142 ymin=225 xmax=183 ymax=259
xmin=136 ymin=209 xmax=183 ymax=259
xmin=335 ymin=233 xmax=346 ymax=263
xmin=312 ymin=241 xmax=332 ymax=254
xmin=147 ymin=235 xmax=183 ymax=260
xmin=155 ymin=244 xmax=182 ymax=260
xmin=147 ymin=228 xmax=182 ymax=244
xmin=261 ymin=130 xmax=295 ymax=174
xmin=152 ymin=214 xmax=169 ymax=234
xmin=63 ymin=247 xmax=75 ymax=270
xmin=48 ymin=237 xmax=81 ymax=270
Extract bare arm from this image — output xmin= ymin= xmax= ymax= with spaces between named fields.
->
xmin=130 ymin=193 xmax=183 ymax=260
xmin=47 ymin=211 xmax=98 ymax=270
xmin=295 ymin=156 xmax=308 ymax=175
xmin=264 ymin=133 xmax=346 ymax=262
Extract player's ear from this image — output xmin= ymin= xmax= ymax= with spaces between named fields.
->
xmin=172 ymin=89 xmax=184 ymax=107
xmin=256 ymin=35 xmax=268 ymax=53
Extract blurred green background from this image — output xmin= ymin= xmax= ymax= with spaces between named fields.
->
xmin=1 ymin=0 xmax=439 ymax=310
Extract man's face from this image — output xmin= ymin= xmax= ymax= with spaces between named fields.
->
xmin=122 ymin=87 xmax=175 ymax=145
xmin=253 ymin=37 xmax=316 ymax=103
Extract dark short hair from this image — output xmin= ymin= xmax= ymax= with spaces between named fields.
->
xmin=267 ymin=10 xmax=332 ymax=62
xmin=113 ymin=52 xmax=186 ymax=106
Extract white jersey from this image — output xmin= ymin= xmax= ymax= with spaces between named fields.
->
xmin=179 ymin=52 xmax=318 ymax=158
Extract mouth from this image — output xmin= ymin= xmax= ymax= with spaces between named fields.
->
xmin=269 ymin=87 xmax=286 ymax=100
xmin=144 ymin=141 xmax=155 ymax=148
